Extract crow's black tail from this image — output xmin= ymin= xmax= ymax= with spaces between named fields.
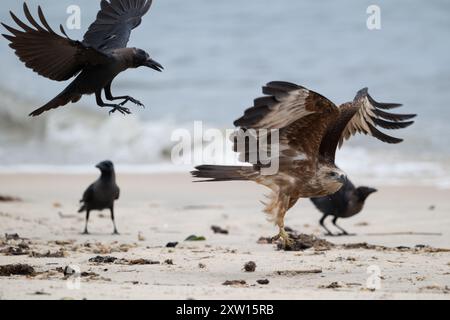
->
xmin=29 ymin=86 xmax=81 ymax=117
xmin=191 ymin=165 xmax=256 ymax=182
xmin=78 ymin=202 xmax=86 ymax=213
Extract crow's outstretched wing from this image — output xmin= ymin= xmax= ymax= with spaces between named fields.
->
xmin=83 ymin=0 xmax=153 ymax=52
xmin=2 ymin=3 xmax=110 ymax=82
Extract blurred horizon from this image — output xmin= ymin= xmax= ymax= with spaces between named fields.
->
xmin=0 ymin=0 xmax=449 ymax=186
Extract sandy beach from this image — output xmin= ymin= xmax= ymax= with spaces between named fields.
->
xmin=0 ymin=173 xmax=449 ymax=300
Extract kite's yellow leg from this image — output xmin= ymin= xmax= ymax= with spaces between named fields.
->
xmin=272 ymin=226 xmax=294 ymax=249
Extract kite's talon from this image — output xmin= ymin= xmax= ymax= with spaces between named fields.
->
xmin=272 ymin=228 xmax=294 ymax=249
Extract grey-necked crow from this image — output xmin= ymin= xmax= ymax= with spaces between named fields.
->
xmin=79 ymin=160 xmax=120 ymax=235
xmin=310 ymin=179 xmax=377 ymax=236
xmin=2 ymin=1 xmax=162 ymax=116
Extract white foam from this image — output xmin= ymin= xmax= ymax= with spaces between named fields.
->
xmin=0 ymin=87 xmax=449 ymax=187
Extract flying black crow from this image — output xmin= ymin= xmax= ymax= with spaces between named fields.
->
xmin=310 ymin=179 xmax=377 ymax=236
xmin=79 ymin=160 xmax=120 ymax=235
xmin=2 ymin=1 xmax=163 ymax=116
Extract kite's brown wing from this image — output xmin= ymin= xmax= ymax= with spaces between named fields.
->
xmin=233 ymin=82 xmax=339 ymax=167
xmin=1 ymin=3 xmax=110 ymax=82
xmin=83 ymin=0 xmax=153 ymax=52
xmin=319 ymin=88 xmax=416 ymax=162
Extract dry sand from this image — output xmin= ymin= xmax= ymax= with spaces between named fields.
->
xmin=0 ymin=173 xmax=449 ymax=299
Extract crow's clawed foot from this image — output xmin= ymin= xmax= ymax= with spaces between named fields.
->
xmin=109 ymin=105 xmax=132 ymax=115
xmin=119 ymin=97 xmax=145 ymax=108
xmin=112 ymin=230 xmax=120 ymax=235
xmin=82 ymin=230 xmax=89 ymax=235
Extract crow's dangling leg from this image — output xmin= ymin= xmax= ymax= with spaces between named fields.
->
xmin=95 ymin=90 xmax=131 ymax=115
xmin=82 ymin=210 xmax=90 ymax=235
xmin=104 ymin=82 xmax=144 ymax=108
xmin=332 ymin=217 xmax=354 ymax=236
xmin=319 ymin=214 xmax=335 ymax=236
xmin=110 ymin=206 xmax=119 ymax=235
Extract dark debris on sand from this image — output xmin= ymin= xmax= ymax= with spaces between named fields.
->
xmin=5 ymin=233 xmax=21 ymax=240
xmin=0 ymin=234 xmax=31 ymax=256
xmin=257 ymin=229 xmax=450 ymax=253
xmin=341 ymin=243 xmax=450 ymax=253
xmin=0 ymin=195 xmax=22 ymax=202
xmin=29 ymin=250 xmax=67 ymax=258
xmin=320 ymin=281 xmax=343 ymax=289
xmin=258 ymin=230 xmax=334 ymax=251
xmin=256 ymin=279 xmax=270 ymax=285
xmin=88 ymin=256 xmax=118 ymax=264
xmin=1 ymin=245 xmax=29 ymax=256
xmin=223 ymin=280 xmax=247 ymax=286
xmin=244 ymin=261 xmax=257 ymax=272
xmin=118 ymin=258 xmax=160 ymax=265
xmin=166 ymin=242 xmax=178 ymax=248
xmin=0 ymin=264 xmax=35 ymax=276
xmin=88 ymin=256 xmax=160 ymax=265
xmin=274 ymin=269 xmax=322 ymax=276
xmin=211 ymin=225 xmax=229 ymax=235
xmin=32 ymin=291 xmax=51 ymax=296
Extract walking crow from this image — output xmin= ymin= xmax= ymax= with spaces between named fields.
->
xmin=79 ymin=160 xmax=120 ymax=235
xmin=2 ymin=1 xmax=162 ymax=116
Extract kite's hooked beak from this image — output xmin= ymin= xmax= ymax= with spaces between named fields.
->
xmin=338 ymin=174 xmax=347 ymax=184
xmin=145 ymin=58 xmax=164 ymax=72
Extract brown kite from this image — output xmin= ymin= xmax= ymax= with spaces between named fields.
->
xmin=192 ymin=81 xmax=416 ymax=247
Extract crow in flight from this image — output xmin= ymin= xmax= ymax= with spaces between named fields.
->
xmin=2 ymin=0 xmax=162 ymax=116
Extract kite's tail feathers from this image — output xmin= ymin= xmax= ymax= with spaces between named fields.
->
xmin=191 ymin=165 xmax=255 ymax=182
xmin=29 ymin=87 xmax=81 ymax=117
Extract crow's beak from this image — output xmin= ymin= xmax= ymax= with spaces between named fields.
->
xmin=368 ymin=187 xmax=378 ymax=194
xmin=96 ymin=162 xmax=108 ymax=171
xmin=145 ymin=58 xmax=163 ymax=72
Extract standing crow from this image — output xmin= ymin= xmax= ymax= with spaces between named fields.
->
xmin=311 ymin=179 xmax=377 ymax=236
xmin=79 ymin=161 xmax=120 ymax=235
xmin=2 ymin=1 xmax=163 ymax=116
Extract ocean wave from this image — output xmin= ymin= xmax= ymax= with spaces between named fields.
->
xmin=0 ymin=87 xmax=449 ymax=187
xmin=0 ymin=87 xmax=180 ymax=165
